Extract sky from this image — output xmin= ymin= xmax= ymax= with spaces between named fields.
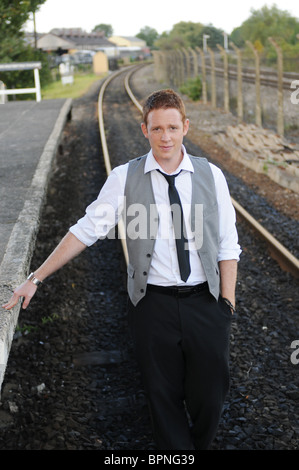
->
xmin=24 ymin=0 xmax=299 ymax=36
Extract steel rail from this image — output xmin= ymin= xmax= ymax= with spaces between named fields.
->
xmin=231 ymin=198 xmax=299 ymax=279
xmin=97 ymin=64 xmax=150 ymax=266
xmin=201 ymin=63 xmax=296 ymax=90
xmin=98 ymin=67 xmax=130 ymax=265
xmin=123 ymin=69 xmax=299 ymax=279
xmin=124 ymin=67 xmax=143 ymax=113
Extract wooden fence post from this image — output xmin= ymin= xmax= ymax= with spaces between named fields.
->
xmin=217 ymin=44 xmax=229 ymax=112
xmin=182 ymin=48 xmax=191 ymax=80
xmin=207 ymin=47 xmax=216 ymax=108
xmin=168 ymin=50 xmax=176 ymax=86
xmin=174 ymin=50 xmax=182 ymax=87
xmin=195 ymin=47 xmax=207 ymax=104
xmin=246 ymin=40 xmax=262 ymax=127
xmin=188 ymin=47 xmax=197 ymax=78
xmin=171 ymin=50 xmax=177 ymax=86
xmin=268 ymin=37 xmax=284 ymax=136
xmin=152 ymin=51 xmax=164 ymax=83
xmin=178 ymin=49 xmax=185 ymax=86
xmin=230 ymin=42 xmax=243 ymax=122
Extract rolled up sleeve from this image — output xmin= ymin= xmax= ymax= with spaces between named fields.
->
xmin=210 ymin=164 xmax=242 ymax=262
xmin=69 ymin=164 xmax=127 ymax=246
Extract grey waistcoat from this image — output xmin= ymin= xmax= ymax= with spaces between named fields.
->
xmin=124 ymin=154 xmax=219 ymax=306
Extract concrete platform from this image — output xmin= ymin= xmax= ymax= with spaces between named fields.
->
xmin=0 ymin=98 xmax=72 ymax=393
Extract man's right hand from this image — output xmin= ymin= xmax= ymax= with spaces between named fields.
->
xmin=2 ymin=280 xmax=38 ymax=311
xmin=2 ymin=232 xmax=87 ymax=312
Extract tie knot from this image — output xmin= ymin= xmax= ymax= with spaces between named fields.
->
xmin=164 ymin=174 xmax=175 ymax=186
xmin=157 ymin=170 xmax=181 ymax=186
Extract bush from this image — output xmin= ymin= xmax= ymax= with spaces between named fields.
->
xmin=179 ymin=76 xmax=202 ymax=101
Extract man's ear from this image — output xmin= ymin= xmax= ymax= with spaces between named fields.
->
xmin=141 ymin=122 xmax=148 ymax=138
xmin=183 ymin=119 xmax=190 ymax=136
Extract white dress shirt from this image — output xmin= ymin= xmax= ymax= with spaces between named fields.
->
xmin=70 ymin=146 xmax=241 ymax=286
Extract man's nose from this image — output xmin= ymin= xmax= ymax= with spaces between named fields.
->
xmin=161 ymin=130 xmax=170 ymax=141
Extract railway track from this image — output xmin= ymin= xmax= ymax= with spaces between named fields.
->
xmin=96 ymin=66 xmax=299 ymax=450
xmin=202 ymin=63 xmax=297 ymax=90
xmin=99 ymin=64 xmax=299 ymax=281
xmin=1 ymin=66 xmax=298 ymax=451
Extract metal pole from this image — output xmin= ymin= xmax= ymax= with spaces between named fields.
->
xmin=203 ymin=34 xmax=210 ymax=53
xmin=223 ymin=32 xmax=228 ymax=51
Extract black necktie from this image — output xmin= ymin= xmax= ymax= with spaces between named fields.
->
xmin=157 ymin=170 xmax=191 ymax=282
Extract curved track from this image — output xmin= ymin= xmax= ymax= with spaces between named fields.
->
xmin=1 ymin=69 xmax=297 ymax=451
xmin=96 ymin=65 xmax=299 ymax=450
xmin=99 ymin=64 xmax=299 ymax=280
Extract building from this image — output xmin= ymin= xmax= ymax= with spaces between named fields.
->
xmin=109 ymin=36 xmax=146 ymax=48
xmin=109 ymin=35 xmax=149 ymax=61
xmin=36 ymin=32 xmax=74 ymax=54
xmin=37 ymin=28 xmax=117 ymax=57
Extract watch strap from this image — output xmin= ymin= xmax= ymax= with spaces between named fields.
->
xmin=27 ymin=272 xmax=42 ymax=286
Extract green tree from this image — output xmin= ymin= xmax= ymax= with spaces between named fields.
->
xmin=1 ymin=1 xmax=30 ymax=60
xmin=0 ymin=0 xmax=46 ymax=61
xmin=156 ymin=22 xmax=203 ymax=50
xmin=136 ymin=26 xmax=159 ymax=47
xmin=0 ymin=1 xmax=51 ymax=96
xmin=155 ymin=31 xmax=186 ymax=50
xmin=171 ymin=21 xmax=205 ymax=48
xmin=92 ymin=24 xmax=113 ymax=37
xmin=155 ymin=21 xmax=225 ymax=50
xmin=230 ymin=4 xmax=299 ymax=47
xmin=229 ymin=27 xmax=244 ymax=47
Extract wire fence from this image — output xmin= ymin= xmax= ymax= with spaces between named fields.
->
xmin=153 ymin=41 xmax=299 ymax=138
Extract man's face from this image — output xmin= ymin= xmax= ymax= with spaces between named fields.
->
xmin=141 ymin=108 xmax=189 ymax=170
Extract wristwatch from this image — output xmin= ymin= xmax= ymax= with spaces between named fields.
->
xmin=222 ymin=297 xmax=236 ymax=313
xmin=27 ymin=272 xmax=42 ymax=286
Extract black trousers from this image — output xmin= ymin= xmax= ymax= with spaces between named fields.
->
xmin=127 ymin=284 xmax=232 ymax=450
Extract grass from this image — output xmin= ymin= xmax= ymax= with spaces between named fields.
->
xmin=41 ymin=72 xmax=106 ymax=100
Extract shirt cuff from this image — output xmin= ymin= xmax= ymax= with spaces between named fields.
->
xmin=217 ymin=247 xmax=242 ymax=262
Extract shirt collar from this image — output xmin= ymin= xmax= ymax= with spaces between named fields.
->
xmin=144 ymin=145 xmax=194 ymax=175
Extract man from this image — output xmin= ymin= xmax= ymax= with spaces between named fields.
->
xmin=3 ymin=89 xmax=241 ymax=450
